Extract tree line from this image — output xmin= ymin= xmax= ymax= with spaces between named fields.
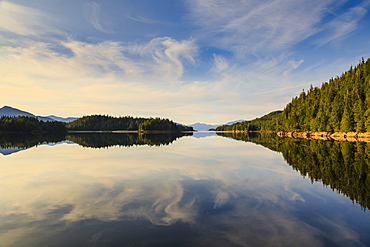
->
xmin=0 ymin=116 xmax=66 ymax=133
xmin=0 ymin=115 xmax=193 ymax=133
xmin=216 ymin=110 xmax=282 ymax=131
xmin=66 ymin=115 xmax=193 ymax=131
xmin=217 ymin=57 xmax=370 ymax=132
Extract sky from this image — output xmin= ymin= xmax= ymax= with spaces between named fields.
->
xmin=1 ymin=0 xmax=370 ymax=125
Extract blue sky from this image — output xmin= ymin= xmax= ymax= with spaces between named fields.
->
xmin=1 ymin=0 xmax=370 ymax=124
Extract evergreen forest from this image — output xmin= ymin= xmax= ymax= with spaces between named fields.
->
xmin=217 ymin=57 xmax=370 ymax=132
xmin=0 ymin=115 xmax=193 ymax=133
xmin=0 ymin=116 xmax=66 ymax=133
xmin=216 ymin=110 xmax=282 ymax=131
xmin=66 ymin=115 xmax=193 ymax=131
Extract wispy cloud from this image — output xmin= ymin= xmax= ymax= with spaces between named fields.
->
xmin=127 ymin=15 xmax=177 ymax=26
xmin=122 ymin=37 xmax=198 ymax=82
xmin=83 ymin=2 xmax=114 ymax=33
xmin=316 ymin=6 xmax=368 ymax=46
xmin=0 ymin=1 xmax=58 ymax=36
xmin=0 ymin=35 xmax=201 ymax=119
xmin=187 ymin=0 xmax=334 ymax=55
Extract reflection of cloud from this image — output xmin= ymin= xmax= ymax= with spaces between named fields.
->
xmin=0 ymin=139 xmax=366 ymax=245
xmin=60 ymin=180 xmax=197 ymax=226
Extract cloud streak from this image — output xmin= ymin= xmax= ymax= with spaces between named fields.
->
xmin=83 ymin=2 xmax=114 ymax=33
xmin=316 ymin=6 xmax=368 ymax=46
xmin=187 ymin=0 xmax=369 ymax=58
xmin=0 ymin=1 xmax=59 ymax=36
xmin=187 ymin=0 xmax=334 ymax=54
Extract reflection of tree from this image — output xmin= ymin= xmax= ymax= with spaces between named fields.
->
xmin=217 ymin=132 xmax=370 ymax=210
xmin=66 ymin=133 xmax=192 ymax=148
xmin=0 ymin=132 xmax=192 ymax=150
xmin=0 ymin=134 xmax=66 ymax=149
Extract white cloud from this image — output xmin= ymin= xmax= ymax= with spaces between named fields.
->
xmin=0 ymin=35 xmax=202 ymax=120
xmin=83 ymin=2 xmax=114 ymax=33
xmin=0 ymin=36 xmax=198 ymax=83
xmin=187 ymin=0 xmax=335 ymax=54
xmin=123 ymin=37 xmax=198 ymax=82
xmin=0 ymin=1 xmax=59 ymax=36
xmin=212 ymin=54 xmax=230 ymax=72
xmin=316 ymin=6 xmax=367 ymax=46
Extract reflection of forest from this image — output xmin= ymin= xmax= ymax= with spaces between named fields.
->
xmin=217 ymin=132 xmax=370 ymax=210
xmin=66 ymin=133 xmax=192 ymax=148
xmin=0 ymin=133 xmax=66 ymax=149
xmin=0 ymin=132 xmax=192 ymax=150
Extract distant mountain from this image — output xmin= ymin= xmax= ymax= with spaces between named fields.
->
xmin=0 ymin=106 xmax=77 ymax=123
xmin=190 ymin=120 xmax=245 ymax=131
xmin=190 ymin=123 xmax=218 ymax=131
xmin=46 ymin=115 xmax=78 ymax=122
xmin=0 ymin=106 xmax=35 ymax=117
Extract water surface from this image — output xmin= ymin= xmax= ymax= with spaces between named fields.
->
xmin=1 ymin=132 xmax=369 ymax=246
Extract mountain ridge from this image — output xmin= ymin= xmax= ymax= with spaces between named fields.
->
xmin=190 ymin=120 xmax=245 ymax=131
xmin=0 ymin=106 xmax=77 ymax=123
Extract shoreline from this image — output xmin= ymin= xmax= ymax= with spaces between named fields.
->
xmin=0 ymin=130 xmax=196 ymax=134
xmin=277 ymin=131 xmax=370 ymax=142
xmin=67 ymin=130 xmax=195 ymax=134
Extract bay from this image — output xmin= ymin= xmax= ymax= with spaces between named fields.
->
xmin=0 ymin=132 xmax=369 ymax=247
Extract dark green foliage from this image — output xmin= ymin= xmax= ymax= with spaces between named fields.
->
xmin=139 ymin=118 xmax=193 ymax=131
xmin=218 ymin=132 xmax=370 ymax=210
xmin=0 ymin=133 xmax=192 ymax=150
xmin=0 ymin=133 xmax=66 ymax=149
xmin=216 ymin=110 xmax=282 ymax=131
xmin=0 ymin=116 xmax=66 ymax=133
xmin=66 ymin=133 xmax=192 ymax=148
xmin=66 ymin=115 xmax=146 ymax=130
xmin=217 ymin=58 xmax=370 ymax=132
xmin=277 ymin=58 xmax=370 ymax=132
xmin=66 ymin=115 xmax=193 ymax=131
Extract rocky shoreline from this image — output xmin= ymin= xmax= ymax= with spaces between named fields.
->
xmin=277 ymin=131 xmax=370 ymax=142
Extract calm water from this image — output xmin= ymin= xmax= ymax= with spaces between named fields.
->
xmin=1 ymin=132 xmax=370 ymax=247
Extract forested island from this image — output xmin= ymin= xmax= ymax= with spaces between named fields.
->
xmin=0 ymin=116 xmax=66 ymax=133
xmin=0 ymin=115 xmax=193 ymax=133
xmin=217 ymin=57 xmax=370 ymax=135
xmin=66 ymin=115 xmax=193 ymax=132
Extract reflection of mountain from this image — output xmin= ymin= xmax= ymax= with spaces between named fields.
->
xmin=217 ymin=132 xmax=370 ymax=210
xmin=0 ymin=134 xmax=66 ymax=149
xmin=0 ymin=132 xmax=192 ymax=154
xmin=0 ymin=147 xmax=27 ymax=155
xmin=0 ymin=134 xmax=67 ymax=155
